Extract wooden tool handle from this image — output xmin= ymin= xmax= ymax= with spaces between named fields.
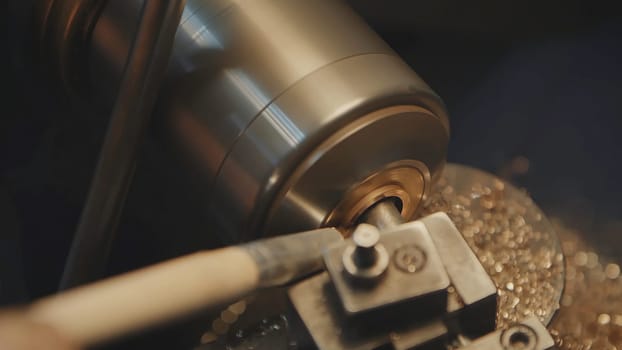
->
xmin=26 ymin=247 xmax=260 ymax=347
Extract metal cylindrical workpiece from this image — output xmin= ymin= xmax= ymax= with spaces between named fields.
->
xmin=362 ymin=199 xmax=406 ymax=231
xmin=82 ymin=0 xmax=449 ymax=242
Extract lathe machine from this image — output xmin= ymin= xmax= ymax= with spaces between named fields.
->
xmin=2 ymin=0 xmax=621 ymax=349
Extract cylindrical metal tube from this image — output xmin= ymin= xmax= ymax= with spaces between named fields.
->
xmin=362 ymin=199 xmax=405 ymax=231
xmin=60 ymin=0 xmax=185 ymax=290
xmin=67 ymin=0 xmax=450 ymax=244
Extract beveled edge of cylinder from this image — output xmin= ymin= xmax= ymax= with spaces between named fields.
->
xmin=265 ymin=105 xmax=442 ymax=236
xmin=322 ymin=156 xmax=431 ymax=235
xmin=209 ymin=53 xmax=450 ymax=242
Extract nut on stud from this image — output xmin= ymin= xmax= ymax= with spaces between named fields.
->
xmin=342 ymin=224 xmax=389 ymax=283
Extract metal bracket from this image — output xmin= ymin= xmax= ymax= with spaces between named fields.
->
xmin=289 ymin=212 xmax=554 ymax=349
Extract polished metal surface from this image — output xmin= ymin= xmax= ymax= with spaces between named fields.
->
xmin=361 ymin=199 xmax=405 ymax=231
xmin=86 ymin=0 xmax=449 ymax=243
xmin=261 ymin=103 xmax=445 ymax=237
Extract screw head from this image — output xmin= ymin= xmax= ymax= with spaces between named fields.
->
xmin=393 ymin=245 xmax=427 ymax=273
xmin=501 ymin=324 xmax=537 ymax=350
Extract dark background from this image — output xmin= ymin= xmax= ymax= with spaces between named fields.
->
xmin=349 ymin=0 xmax=622 ymax=255
xmin=1 ymin=0 xmax=621 ymax=345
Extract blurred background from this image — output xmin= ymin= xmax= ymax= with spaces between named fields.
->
xmin=348 ymin=0 xmax=622 ymax=254
xmin=0 ymin=0 xmax=621 ymax=344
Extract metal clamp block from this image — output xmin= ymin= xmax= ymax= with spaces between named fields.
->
xmin=323 ymin=220 xmax=451 ymax=322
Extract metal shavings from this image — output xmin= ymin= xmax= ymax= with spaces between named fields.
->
xmin=548 ymin=220 xmax=622 ymax=350
xmin=422 ymin=164 xmax=565 ymax=329
xmin=197 ymin=163 xmax=592 ymax=349
xmin=199 ymin=298 xmax=250 ymax=345
xmin=425 ymin=164 xmax=622 ymax=349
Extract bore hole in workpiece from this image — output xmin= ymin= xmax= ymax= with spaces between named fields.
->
xmin=509 ymin=330 xmax=532 ymax=348
xmin=387 ymin=196 xmax=403 ymax=213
